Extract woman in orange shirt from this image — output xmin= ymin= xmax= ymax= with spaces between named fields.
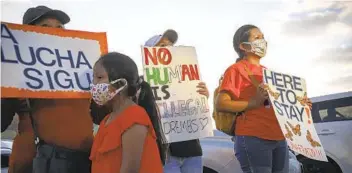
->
xmin=216 ymin=24 xmax=290 ymax=173
xmin=89 ymin=52 xmax=166 ymax=173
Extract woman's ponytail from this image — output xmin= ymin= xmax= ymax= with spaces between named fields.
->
xmin=236 ymin=57 xmax=242 ymax=63
xmin=137 ymin=81 xmax=168 ymax=165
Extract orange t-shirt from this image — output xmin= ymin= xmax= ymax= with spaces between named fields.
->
xmin=9 ymin=99 xmax=93 ymax=173
xmin=90 ymin=105 xmax=163 ymax=173
xmin=220 ymin=59 xmax=284 ymax=141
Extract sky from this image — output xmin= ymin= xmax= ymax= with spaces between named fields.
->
xmin=1 ymin=0 xmax=352 ymax=111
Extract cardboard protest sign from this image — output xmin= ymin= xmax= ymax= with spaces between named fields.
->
xmin=141 ymin=46 xmax=213 ymax=143
xmin=263 ymin=69 xmax=328 ymax=162
xmin=1 ymin=22 xmax=108 ymax=98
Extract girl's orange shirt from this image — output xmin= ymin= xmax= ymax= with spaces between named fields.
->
xmin=90 ymin=105 xmax=163 ymax=173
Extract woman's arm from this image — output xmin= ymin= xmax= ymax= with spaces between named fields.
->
xmin=217 ymin=67 xmax=268 ymax=114
xmin=120 ymin=124 xmax=148 ymax=173
xmin=216 ymin=91 xmax=251 ymax=113
xmin=216 ymin=87 xmax=267 ymax=113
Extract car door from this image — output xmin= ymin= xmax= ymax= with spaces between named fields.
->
xmin=311 ymin=96 xmax=352 ymax=172
xmin=1 ymin=148 xmax=11 ymax=173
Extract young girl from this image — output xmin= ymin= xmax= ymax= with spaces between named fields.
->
xmin=89 ymin=52 xmax=167 ymax=173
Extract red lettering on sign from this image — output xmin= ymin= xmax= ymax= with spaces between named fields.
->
xmin=287 ymin=140 xmax=322 ymax=158
xmin=144 ymin=47 xmax=172 ymax=65
xmin=189 ymin=64 xmax=199 ymax=80
xmin=181 ymin=64 xmax=200 ymax=81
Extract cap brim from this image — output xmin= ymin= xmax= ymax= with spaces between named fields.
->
xmin=45 ymin=10 xmax=70 ymax=24
xmin=28 ymin=9 xmax=70 ymax=25
xmin=144 ymin=35 xmax=162 ymax=47
xmin=161 ymin=29 xmax=178 ymax=45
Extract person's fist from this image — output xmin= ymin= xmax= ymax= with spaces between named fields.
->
xmin=196 ymin=82 xmax=209 ymax=98
xmin=248 ymin=84 xmax=269 ymax=109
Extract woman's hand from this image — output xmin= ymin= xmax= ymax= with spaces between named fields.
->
xmin=248 ymin=84 xmax=269 ymax=110
xmin=196 ymin=82 xmax=209 ymax=98
xmin=306 ymin=98 xmax=312 ymax=110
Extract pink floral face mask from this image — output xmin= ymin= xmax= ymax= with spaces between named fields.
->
xmin=90 ymin=78 xmax=127 ymax=106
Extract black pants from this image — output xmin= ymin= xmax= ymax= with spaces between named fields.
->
xmin=33 ymin=144 xmax=91 ymax=173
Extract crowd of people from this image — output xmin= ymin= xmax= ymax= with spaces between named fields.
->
xmin=1 ymin=5 xmax=312 ymax=173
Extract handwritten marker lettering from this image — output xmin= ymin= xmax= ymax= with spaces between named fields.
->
xmin=142 ymin=46 xmax=213 ymax=143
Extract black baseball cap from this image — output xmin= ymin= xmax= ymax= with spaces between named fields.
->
xmin=22 ymin=6 xmax=70 ymax=25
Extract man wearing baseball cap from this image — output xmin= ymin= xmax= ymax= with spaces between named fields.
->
xmin=2 ymin=5 xmax=92 ymax=173
xmin=22 ymin=5 xmax=70 ymax=27
xmin=145 ymin=29 xmax=209 ymax=173
xmin=144 ymin=29 xmax=178 ymax=47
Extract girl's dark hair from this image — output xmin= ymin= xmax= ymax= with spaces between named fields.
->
xmin=233 ymin=24 xmax=258 ymax=60
xmin=137 ymin=81 xmax=168 ymax=165
xmin=96 ymin=52 xmax=168 ymax=165
xmin=90 ymin=101 xmax=111 ymax=124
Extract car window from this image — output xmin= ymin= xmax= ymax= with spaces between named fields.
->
xmin=312 ymin=96 xmax=352 ymax=123
xmin=318 ymin=109 xmax=328 ymax=120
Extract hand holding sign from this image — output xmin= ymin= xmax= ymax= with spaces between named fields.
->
xmin=196 ymin=82 xmax=209 ymax=98
xmin=296 ymin=92 xmax=313 ymax=110
xmin=306 ymin=99 xmax=312 ymax=110
xmin=248 ymin=83 xmax=269 ymax=109
xmin=258 ymin=83 xmax=269 ymax=99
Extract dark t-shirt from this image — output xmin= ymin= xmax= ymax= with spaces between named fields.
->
xmin=169 ymin=139 xmax=203 ymax=157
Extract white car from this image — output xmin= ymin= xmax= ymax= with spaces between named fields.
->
xmin=200 ymin=130 xmax=303 ymax=173
xmin=296 ymin=91 xmax=352 ymax=173
xmin=1 ymin=140 xmax=12 ymax=173
xmin=2 ymin=132 xmax=302 ymax=173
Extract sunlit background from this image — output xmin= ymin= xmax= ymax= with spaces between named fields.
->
xmin=1 ymin=0 xmax=351 ymax=136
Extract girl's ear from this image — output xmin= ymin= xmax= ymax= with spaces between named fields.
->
xmin=110 ymin=79 xmax=127 ymax=89
xmin=239 ymin=42 xmax=251 ymax=52
xmin=108 ymin=84 xmax=117 ymax=92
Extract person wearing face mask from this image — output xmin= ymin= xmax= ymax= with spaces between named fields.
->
xmin=216 ymin=24 xmax=289 ymax=173
xmin=143 ymin=29 xmax=209 ymax=173
xmin=1 ymin=6 xmax=93 ymax=173
xmin=89 ymin=52 xmax=166 ymax=173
